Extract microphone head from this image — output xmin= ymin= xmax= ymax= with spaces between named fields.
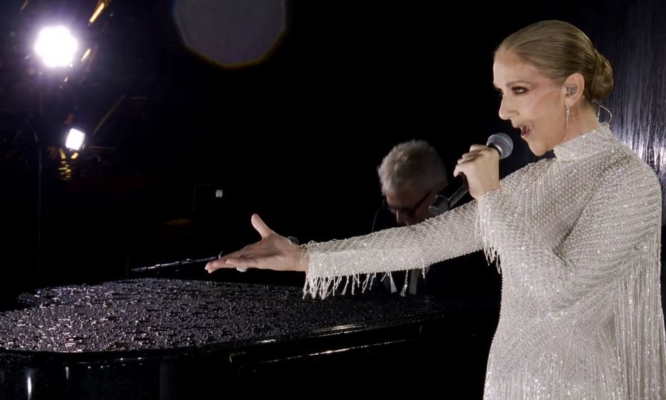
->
xmin=486 ymin=133 xmax=513 ymax=160
xmin=428 ymin=195 xmax=450 ymax=216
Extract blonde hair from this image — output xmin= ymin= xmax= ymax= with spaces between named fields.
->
xmin=377 ymin=140 xmax=447 ymax=195
xmin=497 ymin=20 xmax=613 ymax=102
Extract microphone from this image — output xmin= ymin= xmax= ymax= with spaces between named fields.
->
xmin=429 ymin=133 xmax=513 ymax=216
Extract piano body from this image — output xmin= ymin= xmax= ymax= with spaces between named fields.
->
xmin=0 ymin=278 xmax=498 ymax=399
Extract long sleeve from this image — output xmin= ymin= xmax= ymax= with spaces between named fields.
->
xmin=477 ymin=160 xmax=661 ymax=310
xmin=302 ymin=199 xmax=484 ymax=299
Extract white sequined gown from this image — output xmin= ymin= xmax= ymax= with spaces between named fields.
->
xmin=302 ymin=124 xmax=666 ymax=399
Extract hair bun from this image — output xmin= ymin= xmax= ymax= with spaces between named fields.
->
xmin=589 ymin=51 xmax=614 ymax=101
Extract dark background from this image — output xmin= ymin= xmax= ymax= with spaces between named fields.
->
xmin=0 ymin=0 xmax=664 ymax=309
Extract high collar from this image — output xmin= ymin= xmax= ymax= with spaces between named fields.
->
xmin=553 ymin=123 xmax=614 ymax=161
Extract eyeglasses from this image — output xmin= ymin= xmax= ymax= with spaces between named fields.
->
xmin=383 ymin=188 xmax=435 ymax=218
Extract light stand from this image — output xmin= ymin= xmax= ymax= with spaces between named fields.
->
xmin=32 ymin=25 xmax=80 ymax=285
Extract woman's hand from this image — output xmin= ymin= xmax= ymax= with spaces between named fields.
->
xmin=205 ymin=214 xmax=307 ymax=273
xmin=452 ymin=144 xmax=501 ymax=199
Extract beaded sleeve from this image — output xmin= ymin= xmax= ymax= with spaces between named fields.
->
xmin=302 ymin=199 xmax=483 ymax=299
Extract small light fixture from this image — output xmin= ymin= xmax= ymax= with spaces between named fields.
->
xmin=65 ymin=128 xmax=85 ymax=151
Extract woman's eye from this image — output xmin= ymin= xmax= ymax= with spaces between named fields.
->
xmin=512 ymin=87 xmax=527 ymax=95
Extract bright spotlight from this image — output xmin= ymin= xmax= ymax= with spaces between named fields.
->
xmin=34 ymin=26 xmax=78 ymax=68
xmin=65 ymin=128 xmax=85 ymax=151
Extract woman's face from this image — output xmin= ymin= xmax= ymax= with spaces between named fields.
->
xmin=493 ymin=50 xmax=571 ymax=156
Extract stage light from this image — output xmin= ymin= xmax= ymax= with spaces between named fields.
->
xmin=65 ymin=128 xmax=86 ymax=150
xmin=34 ymin=26 xmax=79 ymax=68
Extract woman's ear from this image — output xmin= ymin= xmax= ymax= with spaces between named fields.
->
xmin=563 ymin=73 xmax=585 ymax=105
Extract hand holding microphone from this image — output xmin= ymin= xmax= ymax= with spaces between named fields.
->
xmin=453 ymin=144 xmax=501 ymax=199
xmin=430 ymin=133 xmax=513 ymax=215
xmin=453 ymin=133 xmax=512 ymax=199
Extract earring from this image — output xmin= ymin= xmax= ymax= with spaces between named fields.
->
xmin=565 ymin=103 xmax=570 ymax=129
